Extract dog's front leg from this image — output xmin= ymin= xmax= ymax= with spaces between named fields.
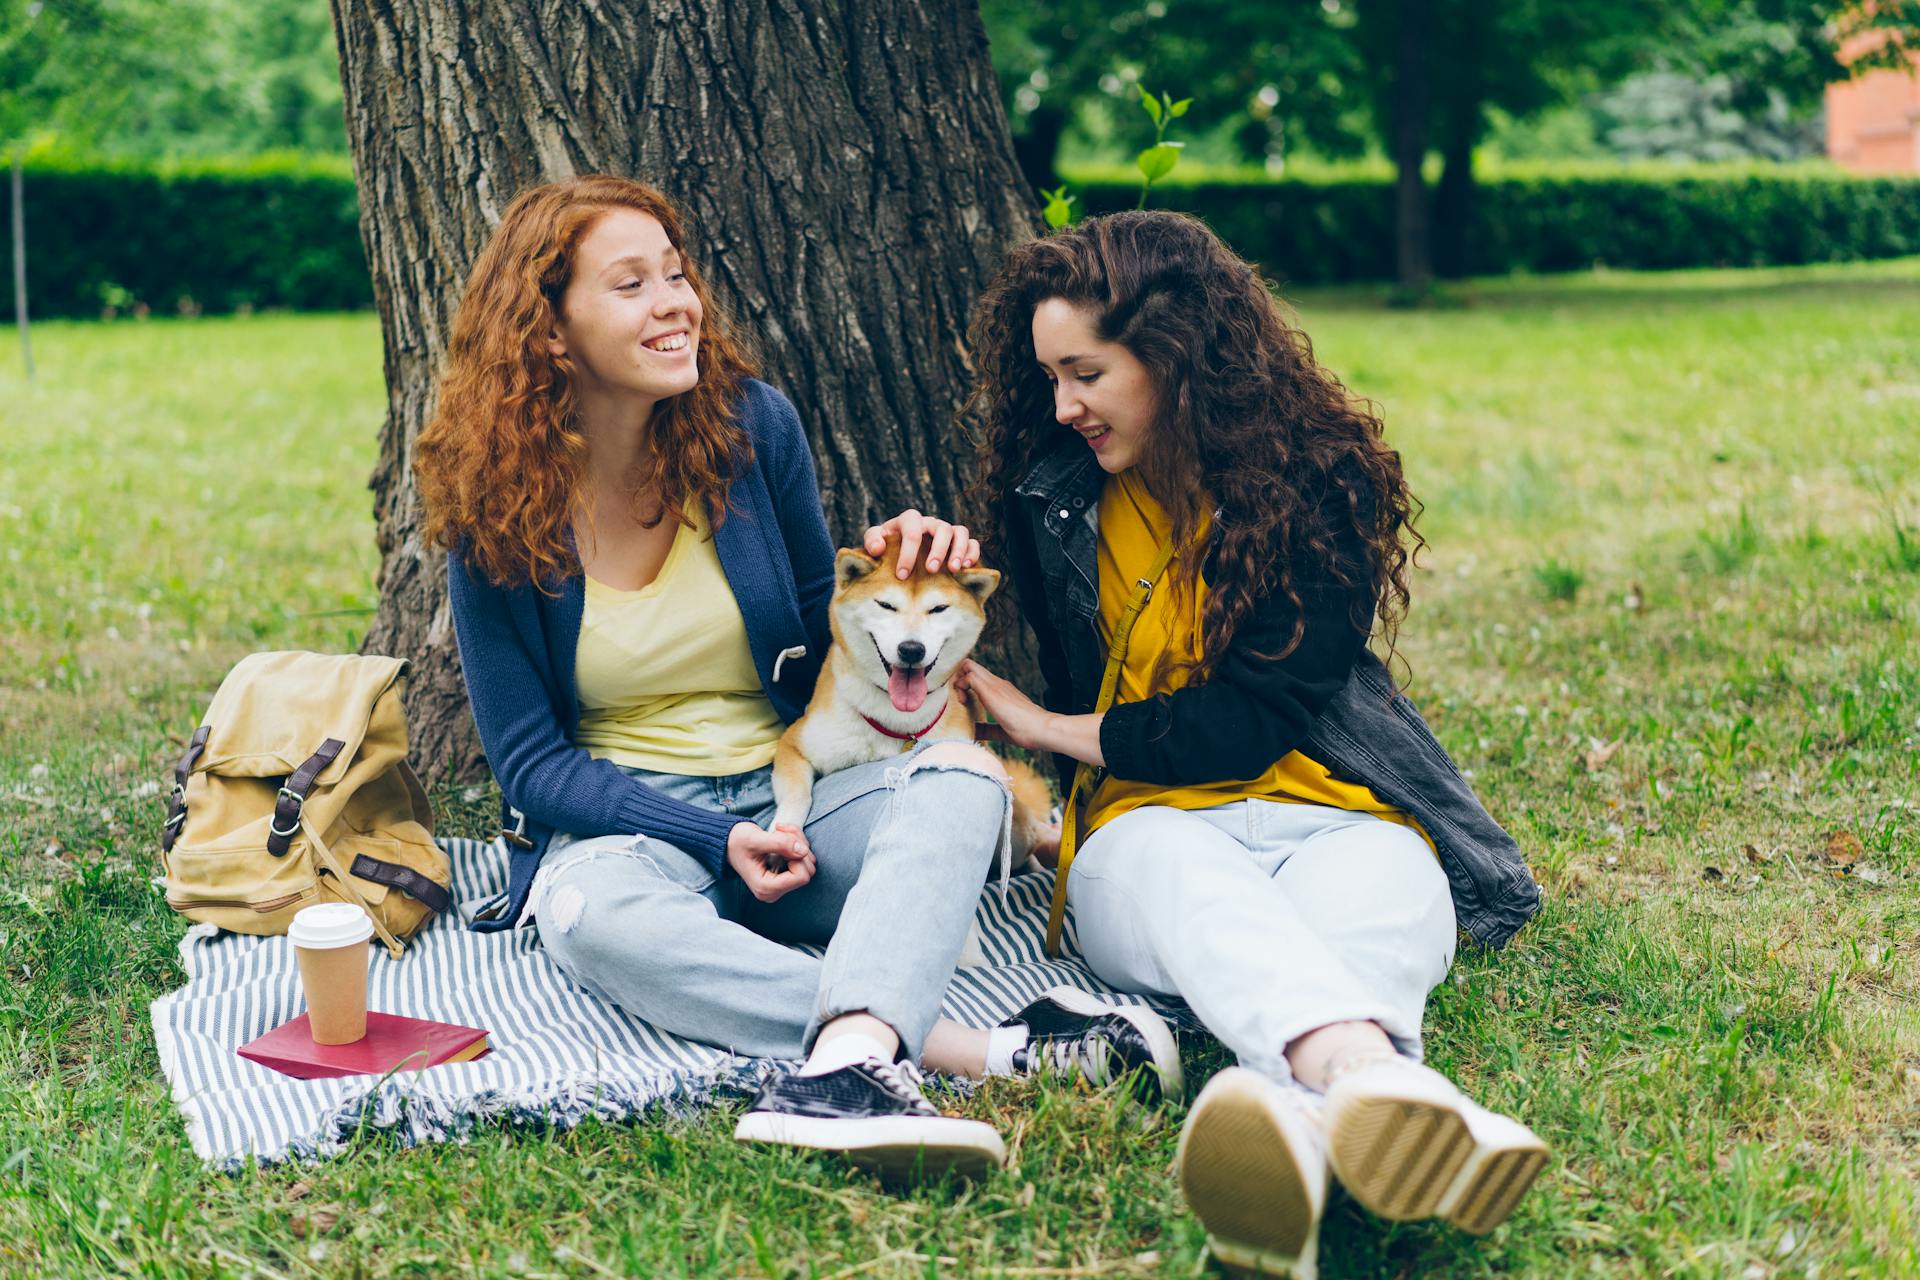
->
xmin=769 ymin=725 xmax=817 ymax=833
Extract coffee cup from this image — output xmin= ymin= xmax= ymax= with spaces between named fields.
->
xmin=289 ymin=902 xmax=375 ymax=1044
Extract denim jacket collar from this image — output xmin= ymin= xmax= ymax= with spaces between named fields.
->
xmin=1014 ymin=441 xmax=1106 ymax=509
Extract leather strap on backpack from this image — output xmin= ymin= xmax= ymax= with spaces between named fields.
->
xmin=349 ymin=854 xmax=452 ymax=916
xmin=300 ymin=814 xmax=408 ymax=959
xmin=267 ymin=739 xmax=346 ymax=857
xmin=160 ymin=726 xmax=212 ymax=854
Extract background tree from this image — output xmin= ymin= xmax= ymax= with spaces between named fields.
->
xmin=326 ymin=0 xmax=1041 ymax=781
xmin=1 ymin=0 xmax=191 ymax=374
xmin=980 ymin=0 xmax=1367 ymax=189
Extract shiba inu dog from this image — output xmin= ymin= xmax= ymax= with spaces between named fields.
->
xmin=770 ymin=537 xmax=1053 ymax=883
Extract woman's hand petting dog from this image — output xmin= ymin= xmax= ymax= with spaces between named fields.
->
xmin=726 ymin=821 xmax=817 ymax=903
xmin=862 ymin=509 xmax=982 ymax=579
xmin=954 ymin=659 xmax=1051 ymax=751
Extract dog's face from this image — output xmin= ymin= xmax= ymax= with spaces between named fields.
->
xmin=829 ymin=540 xmax=1000 ymax=715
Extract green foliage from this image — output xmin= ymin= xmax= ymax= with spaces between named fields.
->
xmin=1039 ymin=183 xmax=1076 ymax=230
xmin=0 ymin=0 xmax=345 ymax=158
xmin=1887 ymin=510 xmax=1920 ymax=574
xmin=981 ymin=0 xmax=1369 ymax=183
xmin=1696 ymin=504 xmax=1765 ymax=573
xmin=8 ymin=154 xmax=1920 ymax=318
xmin=1132 ymin=84 xmax=1188 ymax=209
xmin=1532 ymin=558 xmax=1587 ymax=602
xmin=3 ymin=149 xmax=368 ymax=320
xmin=1067 ymin=165 xmax=1920 ymax=285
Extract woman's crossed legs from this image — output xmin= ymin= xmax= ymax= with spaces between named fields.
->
xmin=1069 ymin=800 xmax=1546 ymax=1269
xmin=531 ymin=741 xmax=1011 ymax=1067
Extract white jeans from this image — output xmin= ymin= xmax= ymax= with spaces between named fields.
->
xmin=1067 ymin=799 xmax=1457 ymax=1084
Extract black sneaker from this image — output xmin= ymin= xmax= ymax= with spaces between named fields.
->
xmin=734 ymin=1058 xmax=1007 ymax=1178
xmin=1003 ymin=986 xmax=1184 ymax=1103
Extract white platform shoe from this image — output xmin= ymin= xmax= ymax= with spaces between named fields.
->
xmin=1323 ymin=1056 xmax=1549 ymax=1236
xmin=1175 ymin=1067 xmax=1328 ymax=1278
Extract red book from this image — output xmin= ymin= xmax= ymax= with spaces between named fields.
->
xmin=238 ymin=1012 xmax=491 ymax=1080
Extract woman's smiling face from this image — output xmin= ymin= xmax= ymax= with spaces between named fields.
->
xmin=1030 ymin=297 xmax=1157 ymax=474
xmin=548 ymin=208 xmax=704 ymax=405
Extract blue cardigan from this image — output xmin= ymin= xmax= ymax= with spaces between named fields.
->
xmin=448 ymin=379 xmax=835 ymax=932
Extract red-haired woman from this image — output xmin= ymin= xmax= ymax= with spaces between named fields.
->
xmin=957 ymin=210 xmax=1547 ymax=1271
xmin=417 ymin=177 xmax=1178 ymax=1177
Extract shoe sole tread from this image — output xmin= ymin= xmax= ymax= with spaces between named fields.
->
xmin=1177 ymin=1075 xmax=1319 ymax=1277
xmin=1329 ymin=1090 xmax=1547 ymax=1232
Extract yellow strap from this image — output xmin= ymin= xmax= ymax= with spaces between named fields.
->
xmin=1044 ymin=538 xmax=1178 ymax=955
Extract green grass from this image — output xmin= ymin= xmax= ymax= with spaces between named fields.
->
xmin=2 ymin=258 xmax=1918 ymax=1277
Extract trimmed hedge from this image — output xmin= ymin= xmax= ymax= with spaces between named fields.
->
xmin=6 ymin=154 xmax=1918 ymax=319
xmin=1071 ymin=165 xmax=1920 ymax=286
xmin=5 ymin=151 xmax=369 ymax=320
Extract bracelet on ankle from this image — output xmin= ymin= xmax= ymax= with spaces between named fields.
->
xmin=1320 ymin=1045 xmax=1400 ymax=1089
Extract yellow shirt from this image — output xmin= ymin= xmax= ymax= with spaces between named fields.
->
xmin=573 ymin=506 xmax=785 ymax=776
xmin=1082 ymin=470 xmax=1431 ymax=847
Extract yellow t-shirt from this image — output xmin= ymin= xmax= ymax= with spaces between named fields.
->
xmin=1081 ymin=470 xmax=1431 ymax=847
xmin=572 ymin=506 xmax=785 ymax=776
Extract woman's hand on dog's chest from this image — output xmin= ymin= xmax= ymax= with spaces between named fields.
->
xmin=956 ymin=660 xmax=1108 ymax=768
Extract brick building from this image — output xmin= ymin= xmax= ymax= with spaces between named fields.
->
xmin=1826 ymin=34 xmax=1920 ymax=174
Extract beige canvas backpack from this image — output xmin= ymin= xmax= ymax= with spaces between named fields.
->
xmin=159 ymin=651 xmax=453 ymax=958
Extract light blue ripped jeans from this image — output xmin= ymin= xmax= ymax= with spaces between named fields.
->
xmin=1068 ymin=799 xmax=1457 ymax=1086
xmin=527 ymin=743 xmax=1010 ymax=1062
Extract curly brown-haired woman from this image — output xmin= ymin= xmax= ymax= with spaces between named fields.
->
xmin=955 ymin=211 xmax=1548 ymax=1274
xmin=417 ymin=177 xmax=1182 ymax=1179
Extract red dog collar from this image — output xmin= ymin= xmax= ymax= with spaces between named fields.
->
xmin=861 ymin=697 xmax=949 ymax=743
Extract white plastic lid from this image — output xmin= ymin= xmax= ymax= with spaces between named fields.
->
xmin=288 ymin=902 xmax=375 ymax=948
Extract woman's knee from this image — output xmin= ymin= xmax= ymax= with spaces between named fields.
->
xmin=536 ymin=838 xmax=714 ymax=942
xmin=910 ymin=740 xmax=1009 ymax=785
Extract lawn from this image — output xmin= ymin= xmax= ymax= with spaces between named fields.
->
xmin=1 ymin=258 xmax=1917 ymax=1278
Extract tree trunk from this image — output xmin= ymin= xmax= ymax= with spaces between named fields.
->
xmin=1390 ymin=0 xmax=1432 ymax=298
xmin=1434 ymin=123 xmax=1474 ymax=280
xmin=11 ymin=150 xmax=31 ymax=381
xmin=328 ymin=0 xmax=1041 ymax=783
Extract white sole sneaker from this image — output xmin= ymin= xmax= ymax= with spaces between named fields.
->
xmin=733 ymin=1110 xmax=1007 ymax=1180
xmin=1033 ymin=985 xmax=1186 ymax=1102
xmin=1175 ymin=1068 xmax=1325 ymax=1279
xmin=1325 ymin=1062 xmax=1548 ymax=1235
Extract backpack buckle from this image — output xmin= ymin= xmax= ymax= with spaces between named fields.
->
xmin=269 ymin=785 xmax=304 ymax=842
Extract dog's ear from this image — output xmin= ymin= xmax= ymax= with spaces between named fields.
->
xmin=835 ymin=547 xmax=881 ymax=587
xmin=954 ymin=567 xmax=1001 ymax=604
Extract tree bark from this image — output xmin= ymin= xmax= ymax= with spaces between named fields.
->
xmin=11 ymin=150 xmax=31 ymax=381
xmin=328 ymin=0 xmax=1041 ymax=783
xmin=1433 ymin=121 xmax=1474 ymax=280
xmin=1390 ymin=0 xmax=1433 ymax=298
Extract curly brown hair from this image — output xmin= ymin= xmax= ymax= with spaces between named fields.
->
xmin=415 ymin=176 xmax=758 ymax=590
xmin=967 ymin=210 xmax=1423 ymax=681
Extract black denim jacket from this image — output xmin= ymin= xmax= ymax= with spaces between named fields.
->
xmin=1002 ymin=442 xmax=1543 ymax=948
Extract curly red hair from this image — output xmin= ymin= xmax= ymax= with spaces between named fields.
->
xmin=416 ymin=176 xmax=758 ymax=589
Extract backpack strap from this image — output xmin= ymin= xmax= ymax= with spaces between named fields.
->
xmin=267 ymin=738 xmax=346 ymax=857
xmin=160 ymin=726 xmax=212 ymax=853
xmin=300 ymin=815 xmax=408 ymax=960
xmin=349 ymin=853 xmax=452 ymax=916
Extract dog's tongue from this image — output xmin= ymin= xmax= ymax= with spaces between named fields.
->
xmin=889 ymin=665 xmax=929 ymax=714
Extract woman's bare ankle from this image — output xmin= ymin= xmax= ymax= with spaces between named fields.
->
xmin=1285 ymin=1020 xmax=1396 ymax=1092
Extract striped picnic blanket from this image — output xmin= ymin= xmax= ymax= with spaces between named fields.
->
xmin=150 ymin=836 xmax=1185 ymax=1169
